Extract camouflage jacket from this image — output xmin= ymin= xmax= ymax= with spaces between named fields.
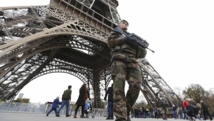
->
xmin=107 ymin=31 xmax=138 ymax=63
xmin=160 ymin=98 xmax=168 ymax=108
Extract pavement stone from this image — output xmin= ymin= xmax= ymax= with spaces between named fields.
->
xmin=0 ymin=112 xmax=185 ymax=121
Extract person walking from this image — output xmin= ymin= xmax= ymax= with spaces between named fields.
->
xmin=56 ymin=85 xmax=72 ymax=117
xmin=74 ymin=83 xmax=90 ymax=118
xmin=154 ymin=107 xmax=158 ymax=119
xmin=172 ymin=104 xmax=177 ymax=119
xmin=46 ymin=96 xmax=60 ymax=116
xmin=107 ymin=19 xmax=147 ymax=121
xmin=104 ymin=84 xmax=114 ymax=120
xmin=201 ymin=100 xmax=212 ymax=120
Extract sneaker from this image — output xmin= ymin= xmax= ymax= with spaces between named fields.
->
xmin=192 ymin=117 xmax=196 ymax=121
xmin=66 ymin=114 xmax=71 ymax=117
xmin=106 ymin=117 xmax=114 ymax=120
xmin=56 ymin=114 xmax=60 ymax=117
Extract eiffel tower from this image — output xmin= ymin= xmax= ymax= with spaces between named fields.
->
xmin=0 ymin=0 xmax=181 ymax=108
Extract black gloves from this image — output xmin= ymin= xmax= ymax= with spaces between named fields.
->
xmin=124 ymin=35 xmax=139 ymax=50
xmin=124 ymin=35 xmax=133 ymax=42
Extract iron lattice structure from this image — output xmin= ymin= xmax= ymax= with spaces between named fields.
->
xmin=0 ymin=0 xmax=181 ymax=108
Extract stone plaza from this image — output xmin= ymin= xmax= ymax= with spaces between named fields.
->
xmin=0 ymin=112 xmax=187 ymax=121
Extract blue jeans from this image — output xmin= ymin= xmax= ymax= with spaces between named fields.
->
xmin=47 ymin=107 xmax=57 ymax=116
xmin=57 ymin=100 xmax=70 ymax=115
xmin=173 ymin=110 xmax=177 ymax=118
xmin=108 ymin=100 xmax=113 ymax=118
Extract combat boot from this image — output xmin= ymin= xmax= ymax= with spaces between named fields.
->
xmin=106 ymin=117 xmax=111 ymax=120
xmin=115 ymin=118 xmax=127 ymax=121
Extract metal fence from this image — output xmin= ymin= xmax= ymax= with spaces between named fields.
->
xmin=0 ymin=101 xmax=46 ymax=113
xmin=0 ymin=101 xmax=107 ymax=118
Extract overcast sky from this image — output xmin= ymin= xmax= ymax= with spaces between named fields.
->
xmin=1 ymin=0 xmax=214 ymax=103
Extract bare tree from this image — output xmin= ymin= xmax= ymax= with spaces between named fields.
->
xmin=203 ymin=88 xmax=214 ymax=116
xmin=183 ymin=84 xmax=205 ymax=103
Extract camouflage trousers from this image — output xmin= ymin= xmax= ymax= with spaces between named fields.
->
xmin=111 ymin=60 xmax=142 ymax=120
xmin=162 ymin=107 xmax=167 ymax=119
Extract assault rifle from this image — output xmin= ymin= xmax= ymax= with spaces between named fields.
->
xmin=114 ymin=27 xmax=155 ymax=53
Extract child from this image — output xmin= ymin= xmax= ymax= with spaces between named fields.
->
xmin=46 ymin=96 xmax=60 ymax=116
xmin=84 ymin=101 xmax=92 ymax=118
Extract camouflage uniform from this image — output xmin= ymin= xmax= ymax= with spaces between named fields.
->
xmin=160 ymin=97 xmax=168 ymax=120
xmin=107 ymin=29 xmax=146 ymax=121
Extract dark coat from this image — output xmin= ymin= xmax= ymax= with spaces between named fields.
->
xmin=201 ymin=102 xmax=208 ymax=111
xmin=172 ymin=105 xmax=177 ymax=111
xmin=104 ymin=86 xmax=113 ymax=101
xmin=187 ymin=104 xmax=199 ymax=117
xmin=76 ymin=84 xmax=90 ymax=105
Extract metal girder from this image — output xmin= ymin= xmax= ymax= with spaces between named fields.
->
xmin=0 ymin=0 xmax=181 ymax=109
xmin=139 ymin=59 xmax=182 ymax=108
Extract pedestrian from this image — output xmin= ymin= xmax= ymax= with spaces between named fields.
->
xmin=172 ymin=104 xmax=177 ymax=119
xmin=104 ymin=84 xmax=113 ymax=120
xmin=107 ymin=19 xmax=147 ymax=121
xmin=201 ymin=100 xmax=212 ymax=120
xmin=46 ymin=96 xmax=60 ymax=116
xmin=187 ymin=103 xmax=201 ymax=121
xmin=154 ymin=107 xmax=158 ymax=119
xmin=74 ymin=83 xmax=90 ymax=118
xmin=183 ymin=107 xmax=188 ymax=120
xmin=178 ymin=107 xmax=183 ymax=119
xmin=56 ymin=85 xmax=72 ymax=117
xmin=182 ymin=98 xmax=190 ymax=120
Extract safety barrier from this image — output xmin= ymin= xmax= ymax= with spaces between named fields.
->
xmin=0 ymin=101 xmax=107 ymax=118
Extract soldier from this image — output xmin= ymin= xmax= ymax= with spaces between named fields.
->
xmin=159 ymin=95 xmax=168 ymax=120
xmin=107 ymin=20 xmax=147 ymax=121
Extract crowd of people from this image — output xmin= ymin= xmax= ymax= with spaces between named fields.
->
xmin=120 ymin=97 xmax=213 ymax=121
xmin=182 ymin=98 xmax=213 ymax=121
xmin=44 ymin=84 xmax=213 ymax=121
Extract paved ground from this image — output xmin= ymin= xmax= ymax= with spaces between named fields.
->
xmin=0 ymin=112 xmax=185 ymax=121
